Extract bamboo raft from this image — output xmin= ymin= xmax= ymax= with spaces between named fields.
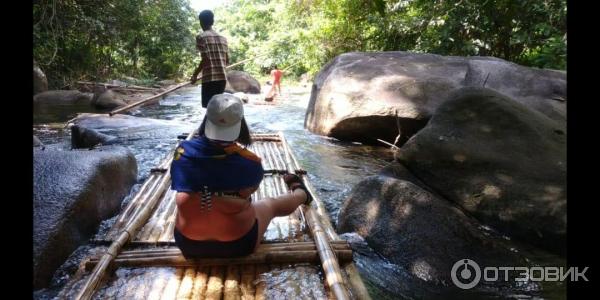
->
xmin=56 ymin=132 xmax=370 ymax=299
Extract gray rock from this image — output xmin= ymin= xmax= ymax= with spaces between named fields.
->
xmin=157 ymin=79 xmax=176 ymax=86
xmin=396 ymin=87 xmax=566 ymax=254
xmin=33 ymin=146 xmax=137 ymax=288
xmin=338 ymin=175 xmax=527 ymax=294
xmin=33 ymin=135 xmax=44 ymax=148
xmin=226 ymin=70 xmax=261 ymax=94
xmin=92 ymin=89 xmax=126 ymax=109
xmin=34 ymin=62 xmax=48 ymax=95
xmin=33 ymin=90 xmax=93 ymax=105
xmin=305 ymin=51 xmax=566 ymax=145
xmin=71 ymin=125 xmax=118 ymax=149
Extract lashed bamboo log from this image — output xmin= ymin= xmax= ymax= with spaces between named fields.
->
xmin=206 ymin=266 xmax=225 ymax=300
xmin=343 ymin=264 xmax=372 ymax=300
xmin=276 ymin=132 xmax=352 ymax=299
xmin=175 ymin=267 xmax=196 ymax=300
xmin=303 ymin=207 xmax=350 ymax=300
xmin=147 ymin=269 xmax=171 ymax=300
xmin=113 ymin=241 xmax=350 ymax=259
xmin=85 ymin=249 xmax=353 ymax=270
xmin=72 ymin=131 xmax=196 ymax=300
xmin=254 ymin=264 xmax=269 ymax=300
xmin=191 ymin=266 xmax=210 ymax=299
xmin=224 ymin=265 xmax=242 ymax=300
xmin=106 ymin=156 xmax=173 ymax=238
xmin=162 ymin=268 xmax=185 ymax=300
xmin=240 ymin=264 xmax=255 ymax=300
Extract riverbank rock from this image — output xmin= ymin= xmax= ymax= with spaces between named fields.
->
xmin=338 ymin=175 xmax=527 ymax=294
xmin=226 ymin=70 xmax=261 ymax=94
xmin=33 ymin=135 xmax=44 ymax=148
xmin=34 ymin=62 xmax=48 ymax=95
xmin=157 ymin=79 xmax=176 ymax=86
xmin=33 ymin=90 xmax=94 ymax=105
xmin=396 ymin=87 xmax=566 ymax=254
xmin=33 ymin=146 xmax=137 ymax=288
xmin=305 ymin=51 xmax=566 ymax=145
xmin=71 ymin=125 xmax=118 ymax=148
xmin=92 ymin=89 xmax=127 ymax=109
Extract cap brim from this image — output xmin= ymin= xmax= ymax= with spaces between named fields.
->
xmin=205 ymin=119 xmax=242 ymax=142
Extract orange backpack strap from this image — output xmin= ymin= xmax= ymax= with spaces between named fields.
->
xmin=223 ymin=144 xmax=262 ymax=163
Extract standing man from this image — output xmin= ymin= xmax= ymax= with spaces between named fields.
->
xmin=191 ymin=10 xmax=229 ymax=108
xmin=265 ymin=66 xmax=283 ymax=102
xmin=271 ymin=66 xmax=283 ymax=95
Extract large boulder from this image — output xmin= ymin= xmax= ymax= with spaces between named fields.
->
xmin=305 ymin=51 xmax=566 ymax=145
xmin=33 ymin=146 xmax=137 ymax=289
xmin=226 ymin=70 xmax=261 ymax=94
xmin=33 ymin=90 xmax=93 ymax=106
xmin=34 ymin=62 xmax=48 ymax=95
xmin=396 ymin=87 xmax=566 ymax=254
xmin=71 ymin=125 xmax=118 ymax=149
xmin=92 ymin=89 xmax=127 ymax=109
xmin=338 ymin=175 xmax=528 ymax=296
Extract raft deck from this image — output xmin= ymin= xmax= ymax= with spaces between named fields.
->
xmin=56 ymin=132 xmax=370 ymax=299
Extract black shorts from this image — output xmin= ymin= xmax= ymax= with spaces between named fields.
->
xmin=201 ymin=80 xmax=227 ymax=108
xmin=174 ymin=219 xmax=259 ymax=258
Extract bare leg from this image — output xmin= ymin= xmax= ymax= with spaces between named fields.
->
xmin=252 ymin=189 xmax=307 ymax=249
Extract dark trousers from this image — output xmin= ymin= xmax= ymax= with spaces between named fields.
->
xmin=201 ymin=80 xmax=227 ymax=108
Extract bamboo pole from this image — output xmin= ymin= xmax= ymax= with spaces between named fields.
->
xmin=276 ymin=131 xmax=352 ymax=300
xmin=175 ymin=267 xmax=196 ymax=300
xmin=147 ymin=269 xmax=172 ymax=300
xmin=113 ymin=241 xmax=350 ymax=259
xmin=303 ymin=207 xmax=350 ymax=300
xmin=162 ymin=268 xmax=185 ymax=300
xmin=107 ymin=155 xmax=172 ymax=238
xmin=224 ymin=264 xmax=241 ymax=300
xmin=138 ymin=189 xmax=172 ymax=240
xmin=254 ymin=264 xmax=269 ymax=300
xmin=206 ymin=266 xmax=225 ymax=300
xmin=240 ymin=264 xmax=255 ymax=300
xmin=109 ymin=82 xmax=191 ymax=116
xmin=191 ymin=266 xmax=210 ymax=299
xmin=343 ymin=264 xmax=372 ymax=300
xmin=72 ymin=131 xmax=196 ymax=300
xmin=106 ymin=175 xmax=160 ymax=239
xmin=85 ymin=249 xmax=353 ymax=270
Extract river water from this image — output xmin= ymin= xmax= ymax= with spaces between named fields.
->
xmin=33 ymin=84 xmax=565 ymax=299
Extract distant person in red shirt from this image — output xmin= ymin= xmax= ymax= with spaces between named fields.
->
xmin=265 ymin=66 xmax=283 ymax=102
xmin=271 ymin=67 xmax=283 ymax=95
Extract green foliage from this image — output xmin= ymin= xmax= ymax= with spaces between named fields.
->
xmin=33 ymin=0 xmax=566 ymax=88
xmin=214 ymin=0 xmax=566 ymax=80
xmin=33 ymin=0 xmax=197 ymax=88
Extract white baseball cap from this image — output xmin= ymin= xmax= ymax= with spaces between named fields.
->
xmin=204 ymin=93 xmax=244 ymax=141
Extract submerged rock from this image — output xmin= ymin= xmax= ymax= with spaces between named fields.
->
xmin=226 ymin=70 xmax=261 ymax=94
xmin=71 ymin=125 xmax=118 ymax=149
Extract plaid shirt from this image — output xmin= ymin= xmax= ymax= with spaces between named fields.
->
xmin=196 ymin=30 xmax=228 ymax=83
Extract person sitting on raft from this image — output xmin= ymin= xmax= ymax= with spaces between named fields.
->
xmin=170 ymin=93 xmax=311 ymax=258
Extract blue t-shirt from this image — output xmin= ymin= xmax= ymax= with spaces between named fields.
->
xmin=170 ymin=136 xmax=264 ymax=192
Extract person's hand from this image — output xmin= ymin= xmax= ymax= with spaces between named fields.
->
xmin=190 ymin=75 xmax=198 ymax=85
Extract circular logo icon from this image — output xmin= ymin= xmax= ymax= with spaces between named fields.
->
xmin=451 ymin=259 xmax=481 ymax=289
